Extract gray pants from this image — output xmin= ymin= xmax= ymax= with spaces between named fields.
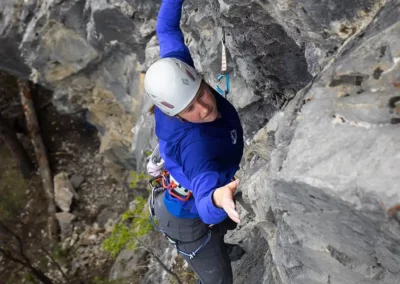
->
xmin=154 ymin=191 xmax=235 ymax=284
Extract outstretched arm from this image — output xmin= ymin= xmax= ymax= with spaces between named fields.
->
xmin=181 ymin=141 xmax=240 ymax=224
xmin=156 ymin=0 xmax=194 ymax=67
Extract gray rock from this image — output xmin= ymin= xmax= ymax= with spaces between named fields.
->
xmin=104 ymin=218 xmax=117 ymax=234
xmin=96 ymin=208 xmax=118 ymax=228
xmin=231 ymin=226 xmax=280 ymax=284
xmin=70 ymin=175 xmax=84 ymax=189
xmin=56 ymin=212 xmax=76 ymax=239
xmin=54 ymin=172 xmax=79 ymax=212
xmin=70 ymin=260 xmax=81 ymax=275
xmin=109 ymin=247 xmax=149 ymax=280
xmin=239 ymin=2 xmax=400 ymax=283
xmin=1 ymin=0 xmax=400 ymax=283
xmin=108 ymin=230 xmax=179 ymax=282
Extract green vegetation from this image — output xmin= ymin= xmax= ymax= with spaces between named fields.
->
xmin=103 ymin=196 xmax=153 ymax=258
xmin=171 ymin=254 xmax=197 ymax=284
xmin=51 ymin=243 xmax=70 ymax=266
xmin=22 ymin=272 xmax=36 ymax=283
xmin=128 ymin=171 xmax=148 ymax=188
xmin=144 ymin=150 xmax=152 ymax=158
xmin=92 ymin=276 xmax=125 ymax=284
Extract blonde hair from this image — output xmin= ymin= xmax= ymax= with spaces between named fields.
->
xmin=148 ymin=105 xmax=156 ymax=114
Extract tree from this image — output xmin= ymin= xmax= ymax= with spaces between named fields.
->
xmin=0 ymin=220 xmax=55 ymax=284
xmin=18 ymin=79 xmax=57 ymax=239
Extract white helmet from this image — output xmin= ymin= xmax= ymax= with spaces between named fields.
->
xmin=144 ymin=58 xmax=202 ymax=116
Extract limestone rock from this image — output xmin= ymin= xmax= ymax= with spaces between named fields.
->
xmin=1 ymin=0 xmax=400 ymax=283
xmin=56 ymin=212 xmax=76 ymax=239
xmin=238 ymin=2 xmax=400 ymax=283
xmin=108 ymin=247 xmax=149 ymax=280
xmin=70 ymin=175 xmax=84 ymax=189
xmin=54 ymin=172 xmax=79 ymax=212
xmin=96 ymin=208 xmax=118 ymax=228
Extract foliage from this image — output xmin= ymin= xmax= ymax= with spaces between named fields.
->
xmin=22 ymin=272 xmax=36 ymax=283
xmin=171 ymin=254 xmax=197 ymax=284
xmin=103 ymin=196 xmax=153 ymax=258
xmin=128 ymin=171 xmax=148 ymax=188
xmin=51 ymin=243 xmax=70 ymax=266
xmin=92 ymin=276 xmax=125 ymax=284
xmin=5 ymin=271 xmax=35 ymax=284
xmin=144 ymin=150 xmax=152 ymax=158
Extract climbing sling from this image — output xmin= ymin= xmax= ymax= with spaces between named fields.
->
xmin=216 ymin=29 xmax=230 ymax=98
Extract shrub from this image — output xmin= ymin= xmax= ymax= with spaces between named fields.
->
xmin=103 ymin=196 xmax=153 ymax=258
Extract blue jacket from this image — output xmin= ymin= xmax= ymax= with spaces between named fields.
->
xmin=155 ymin=0 xmax=244 ymax=224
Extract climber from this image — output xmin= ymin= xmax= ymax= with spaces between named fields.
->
xmin=144 ymin=0 xmax=244 ymax=283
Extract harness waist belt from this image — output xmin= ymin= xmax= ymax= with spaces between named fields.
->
xmin=170 ymin=174 xmax=192 ymax=197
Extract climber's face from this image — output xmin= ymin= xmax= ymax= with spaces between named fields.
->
xmin=178 ymin=82 xmax=219 ymax=123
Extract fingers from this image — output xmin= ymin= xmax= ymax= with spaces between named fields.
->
xmin=224 ymin=200 xmax=240 ymax=224
xmin=226 ymin=179 xmax=240 ymax=193
xmin=226 ymin=208 xmax=240 ymax=223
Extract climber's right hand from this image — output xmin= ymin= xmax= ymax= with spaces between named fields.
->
xmin=212 ymin=179 xmax=241 ymax=223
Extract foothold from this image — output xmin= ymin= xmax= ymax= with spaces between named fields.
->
xmin=390 ymin=118 xmax=400 ymax=124
xmin=329 ymin=75 xmax=365 ymax=87
xmin=388 ymin=97 xmax=400 ymax=106
xmin=372 ymin=67 xmax=383 ymax=79
xmin=388 ymin=97 xmax=400 ymax=117
xmin=379 ymin=46 xmax=387 ymax=58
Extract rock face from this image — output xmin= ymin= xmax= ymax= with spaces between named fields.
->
xmin=179 ymin=0 xmax=383 ymax=137
xmin=1 ymin=0 xmax=400 ymax=283
xmin=54 ymin=172 xmax=79 ymax=212
xmin=0 ymin=0 xmax=157 ymax=177
xmin=56 ymin=212 xmax=76 ymax=238
xmin=237 ymin=1 xmax=400 ymax=283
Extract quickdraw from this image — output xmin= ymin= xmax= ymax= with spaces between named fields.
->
xmin=216 ymin=29 xmax=230 ymax=98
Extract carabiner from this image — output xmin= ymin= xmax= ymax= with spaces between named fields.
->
xmin=216 ymin=73 xmax=230 ymax=98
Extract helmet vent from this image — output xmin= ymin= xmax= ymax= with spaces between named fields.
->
xmin=182 ymin=78 xmax=189 ymax=85
xmin=161 ymin=101 xmax=174 ymax=109
xmin=185 ymin=69 xmax=195 ymax=81
xmin=147 ymin=92 xmax=156 ymax=99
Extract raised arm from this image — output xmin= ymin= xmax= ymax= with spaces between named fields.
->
xmin=156 ymin=0 xmax=194 ymax=67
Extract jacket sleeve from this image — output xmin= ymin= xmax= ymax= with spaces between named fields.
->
xmin=181 ymin=142 xmax=228 ymax=224
xmin=157 ymin=0 xmax=194 ymax=67
xmin=190 ymin=171 xmax=228 ymax=224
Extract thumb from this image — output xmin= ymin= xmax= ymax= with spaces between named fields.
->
xmin=226 ymin=179 xmax=239 ymax=193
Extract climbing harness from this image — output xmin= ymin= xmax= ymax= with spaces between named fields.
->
xmin=216 ymin=29 xmax=230 ymax=98
xmin=148 ymin=173 xmax=212 ymax=260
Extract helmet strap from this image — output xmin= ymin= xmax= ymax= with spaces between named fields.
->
xmin=175 ymin=115 xmax=187 ymax=123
